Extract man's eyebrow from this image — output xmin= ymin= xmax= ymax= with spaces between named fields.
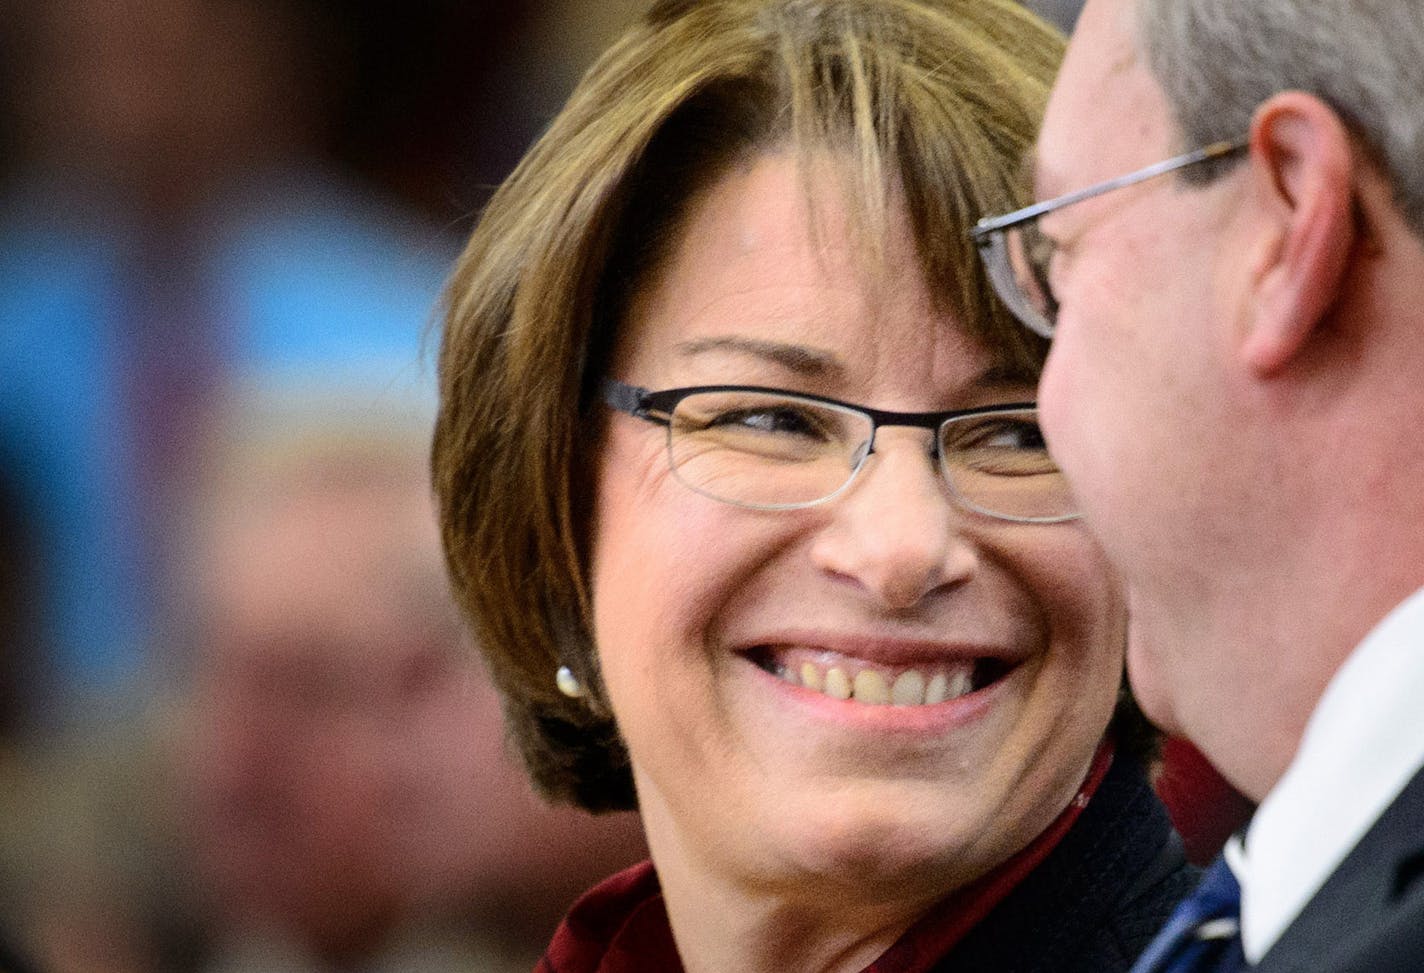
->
xmin=674 ymin=336 xmax=845 ymax=378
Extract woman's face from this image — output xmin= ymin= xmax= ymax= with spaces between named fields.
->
xmin=589 ymin=150 xmax=1126 ymax=904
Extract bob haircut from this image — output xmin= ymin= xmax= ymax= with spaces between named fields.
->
xmin=434 ymin=0 xmax=1101 ymax=812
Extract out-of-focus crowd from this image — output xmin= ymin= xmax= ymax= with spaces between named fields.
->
xmin=0 ymin=0 xmax=648 ymax=970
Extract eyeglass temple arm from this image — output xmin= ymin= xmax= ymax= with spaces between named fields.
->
xmin=599 ymin=378 xmax=644 ymax=412
xmin=971 ymin=139 xmax=1248 ymax=238
xmin=601 ymin=378 xmax=672 ymax=424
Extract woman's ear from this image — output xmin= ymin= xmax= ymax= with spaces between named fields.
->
xmin=1240 ymin=92 xmax=1357 ymax=377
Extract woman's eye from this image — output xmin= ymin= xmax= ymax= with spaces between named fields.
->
xmin=978 ymin=419 xmax=1047 ymax=450
xmin=947 ymin=416 xmax=1057 ymax=477
xmin=708 ymin=405 xmax=828 ymax=439
xmin=948 ymin=417 xmax=1049 ymax=455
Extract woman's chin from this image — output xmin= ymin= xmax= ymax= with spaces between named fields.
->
xmin=744 ymin=792 xmax=995 ymax=900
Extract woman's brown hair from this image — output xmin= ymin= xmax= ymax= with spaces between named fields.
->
xmin=433 ymin=0 xmax=1072 ymax=811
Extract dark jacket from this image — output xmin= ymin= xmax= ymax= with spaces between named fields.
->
xmin=939 ymin=751 xmax=1197 ymax=972
xmin=539 ymin=752 xmax=1195 ymax=972
xmin=1252 ymin=762 xmax=1424 ymax=973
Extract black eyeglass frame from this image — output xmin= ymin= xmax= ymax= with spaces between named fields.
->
xmin=970 ymin=138 xmax=1249 ymax=338
xmin=601 ymin=377 xmax=1076 ymax=523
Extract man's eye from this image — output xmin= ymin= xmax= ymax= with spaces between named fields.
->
xmin=1026 ymin=222 xmax=1058 ymax=262
xmin=1025 ymin=226 xmax=1059 ymax=284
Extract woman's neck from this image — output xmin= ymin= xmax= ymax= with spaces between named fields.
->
xmin=655 ymin=845 xmax=940 ymax=973
xmin=638 ymin=788 xmax=955 ymax=973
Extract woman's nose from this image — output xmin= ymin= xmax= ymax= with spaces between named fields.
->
xmin=809 ymin=433 xmax=979 ymax=609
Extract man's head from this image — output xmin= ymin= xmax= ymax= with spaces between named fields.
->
xmin=1019 ymin=0 xmax=1424 ymax=800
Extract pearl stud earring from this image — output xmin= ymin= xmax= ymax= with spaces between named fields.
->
xmin=556 ymin=665 xmax=586 ymax=699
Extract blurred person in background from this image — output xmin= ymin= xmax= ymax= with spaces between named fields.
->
xmin=0 ymin=384 xmax=645 ymax=973
xmin=0 ymin=0 xmax=452 ymax=723
xmin=168 ymin=385 xmax=647 ymax=972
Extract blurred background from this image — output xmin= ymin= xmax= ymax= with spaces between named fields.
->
xmin=0 ymin=2 xmax=1249 ymax=973
xmin=0 ymin=1 xmax=653 ymax=969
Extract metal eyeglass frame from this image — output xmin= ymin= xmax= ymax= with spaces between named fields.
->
xmin=601 ymin=377 xmax=1077 ymax=524
xmin=971 ymin=138 xmax=1249 ymax=338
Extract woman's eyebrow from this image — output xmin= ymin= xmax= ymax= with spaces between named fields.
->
xmin=975 ymin=362 xmax=1038 ymax=391
xmin=673 ymin=340 xmax=1035 ymax=394
xmin=673 ymin=336 xmax=845 ymax=378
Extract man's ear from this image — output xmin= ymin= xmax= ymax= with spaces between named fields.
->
xmin=1241 ymin=92 xmax=1357 ymax=377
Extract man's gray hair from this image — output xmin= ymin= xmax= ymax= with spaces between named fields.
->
xmin=1136 ymin=0 xmax=1424 ymax=237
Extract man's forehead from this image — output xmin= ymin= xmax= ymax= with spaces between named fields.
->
xmin=1034 ymin=0 xmax=1163 ymax=197
xmin=1070 ymin=0 xmax=1145 ymax=78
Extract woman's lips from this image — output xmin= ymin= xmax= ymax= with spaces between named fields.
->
xmin=743 ymin=644 xmax=1018 ymax=707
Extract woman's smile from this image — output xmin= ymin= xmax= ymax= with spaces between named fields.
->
xmin=709 ymin=618 xmax=1051 ymax=756
xmin=750 ymin=646 xmax=1016 ymax=708
xmin=733 ymin=618 xmax=1029 ymax=711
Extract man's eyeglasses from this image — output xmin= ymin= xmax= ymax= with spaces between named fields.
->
xmin=601 ymin=378 xmax=1078 ymax=524
xmin=971 ymin=139 xmax=1248 ymax=338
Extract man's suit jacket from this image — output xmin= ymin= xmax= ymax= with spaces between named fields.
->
xmin=1253 ymin=762 xmax=1424 ymax=972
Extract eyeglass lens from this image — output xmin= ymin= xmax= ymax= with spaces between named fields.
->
xmin=991 ymin=221 xmax=1059 ymax=338
xmin=941 ymin=411 xmax=1074 ymax=521
xmin=667 ymin=389 xmax=868 ymax=509
xmin=662 ymin=389 xmax=1074 ymax=521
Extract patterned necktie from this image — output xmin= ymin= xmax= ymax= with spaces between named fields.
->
xmin=1130 ymin=856 xmax=1247 ymax=973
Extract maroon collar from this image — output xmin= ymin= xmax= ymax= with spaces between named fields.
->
xmin=539 ymin=742 xmax=1115 ymax=973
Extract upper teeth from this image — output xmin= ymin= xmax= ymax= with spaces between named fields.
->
xmin=775 ymin=655 xmax=975 ymax=707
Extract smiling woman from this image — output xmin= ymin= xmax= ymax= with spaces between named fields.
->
xmin=431 ymin=1 xmax=1192 ymax=971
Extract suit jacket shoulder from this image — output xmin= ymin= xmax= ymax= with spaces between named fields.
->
xmin=1254 ymin=762 xmax=1424 ymax=973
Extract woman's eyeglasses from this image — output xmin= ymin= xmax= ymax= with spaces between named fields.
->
xmin=971 ymin=139 xmax=1248 ymax=338
xmin=601 ymin=379 xmax=1077 ymax=524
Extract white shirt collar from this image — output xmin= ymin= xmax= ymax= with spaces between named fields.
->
xmin=1227 ymin=585 xmax=1424 ymax=962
